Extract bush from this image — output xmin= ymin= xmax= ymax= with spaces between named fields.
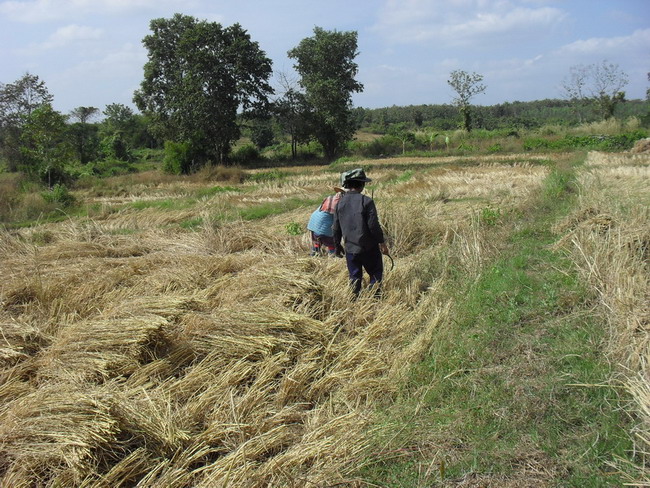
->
xmin=100 ymin=133 xmax=134 ymax=162
xmin=41 ymin=184 xmax=76 ymax=207
xmin=286 ymin=222 xmax=303 ymax=236
xmin=163 ymin=141 xmax=193 ymax=174
xmin=524 ymin=130 xmax=647 ymax=151
xmin=90 ymin=158 xmax=138 ymax=177
xmin=247 ymin=169 xmax=288 ymax=182
xmin=232 ymin=143 xmax=260 ymax=164
xmin=349 ymin=134 xmax=403 ymax=157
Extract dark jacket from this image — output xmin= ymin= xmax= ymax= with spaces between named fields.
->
xmin=332 ymin=191 xmax=384 ymax=254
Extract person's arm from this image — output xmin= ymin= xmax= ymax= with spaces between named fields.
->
xmin=332 ymin=207 xmax=344 ymax=256
xmin=365 ymin=198 xmax=384 ymax=243
xmin=366 ymin=198 xmax=389 ymax=255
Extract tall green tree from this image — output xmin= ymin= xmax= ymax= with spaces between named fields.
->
xmin=133 ymin=14 xmax=273 ymax=169
xmin=288 ymin=27 xmax=363 ymax=161
xmin=447 ymin=70 xmax=486 ymax=132
xmin=20 ymin=104 xmax=73 ymax=187
xmin=0 ymin=73 xmax=53 ymax=170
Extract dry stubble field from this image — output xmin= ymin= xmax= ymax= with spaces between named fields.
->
xmin=0 ymin=152 xmax=647 ymax=486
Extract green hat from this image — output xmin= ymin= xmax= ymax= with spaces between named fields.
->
xmin=341 ymin=168 xmax=372 ymax=187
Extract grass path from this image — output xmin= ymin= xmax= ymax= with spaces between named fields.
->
xmin=360 ymin=162 xmax=638 ymax=486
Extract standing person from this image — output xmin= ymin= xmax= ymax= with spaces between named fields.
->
xmin=307 ymin=186 xmax=345 ymax=256
xmin=333 ymin=168 xmax=389 ymax=296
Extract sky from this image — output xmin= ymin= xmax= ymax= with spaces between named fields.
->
xmin=1 ymin=0 xmax=648 ymax=115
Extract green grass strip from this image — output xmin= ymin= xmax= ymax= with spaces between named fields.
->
xmin=360 ymin=162 xmax=637 ymax=486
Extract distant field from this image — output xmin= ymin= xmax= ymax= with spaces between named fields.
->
xmin=1 ymin=151 xmax=647 ymax=486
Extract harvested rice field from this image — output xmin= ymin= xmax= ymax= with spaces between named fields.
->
xmin=1 ymin=152 xmax=647 ymax=486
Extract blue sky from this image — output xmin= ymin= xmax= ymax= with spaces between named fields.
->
xmin=1 ymin=0 xmax=648 ymax=114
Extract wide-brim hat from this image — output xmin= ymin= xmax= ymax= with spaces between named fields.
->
xmin=341 ymin=168 xmax=372 ymax=185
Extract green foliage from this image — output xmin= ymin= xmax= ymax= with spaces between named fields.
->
xmin=0 ymin=73 xmax=54 ymax=171
xmin=479 ymin=206 xmax=502 ymax=226
xmin=90 ymin=158 xmax=138 ymax=177
xmin=134 ymin=14 xmax=273 ymax=166
xmin=179 ymin=217 xmax=203 ymax=230
xmin=163 ymin=140 xmax=194 ymax=175
xmin=41 ymin=183 xmax=75 ymax=206
xmin=250 ymin=122 xmax=275 ymax=149
xmin=288 ymin=27 xmax=363 ymax=160
xmin=285 ymin=221 xmax=303 ymax=235
xmin=129 ymin=199 xmax=192 ymax=211
xmin=349 ymin=134 xmax=403 ymax=157
xmin=195 ymin=185 xmax=241 ymax=198
xmin=354 ymin=100 xmax=648 ymax=133
xmin=448 ymin=70 xmax=487 ymax=132
xmin=20 ymin=104 xmax=74 ymax=187
xmin=247 ymin=169 xmax=288 ymax=182
xmin=273 ymin=83 xmax=313 ymax=160
xmin=361 ymin=165 xmax=635 ymax=485
xmin=238 ymin=197 xmax=314 ymax=220
xmin=523 ymin=130 xmax=647 ymax=151
xmin=487 ymin=143 xmax=502 ymax=153
xmin=100 ymin=132 xmax=133 ymax=162
xmin=232 ymin=143 xmax=260 ymax=164
xmin=542 ymin=168 xmax=575 ymax=202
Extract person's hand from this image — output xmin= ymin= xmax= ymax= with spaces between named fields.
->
xmin=335 ymin=244 xmax=345 ymax=258
xmin=379 ymin=243 xmax=389 ymax=255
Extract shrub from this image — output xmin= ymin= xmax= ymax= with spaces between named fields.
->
xmin=100 ymin=133 xmax=134 ymax=162
xmin=41 ymin=184 xmax=76 ymax=207
xmin=232 ymin=143 xmax=260 ymax=164
xmin=90 ymin=158 xmax=137 ymax=177
xmin=163 ymin=141 xmax=193 ymax=174
xmin=286 ymin=222 xmax=303 ymax=236
xmin=350 ymin=134 xmax=402 ymax=157
xmin=247 ymin=169 xmax=288 ymax=183
xmin=479 ymin=206 xmax=502 ymax=226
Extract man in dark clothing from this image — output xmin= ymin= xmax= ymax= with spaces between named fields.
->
xmin=332 ymin=168 xmax=389 ymax=296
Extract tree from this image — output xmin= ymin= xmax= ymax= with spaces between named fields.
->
xmin=99 ymin=103 xmax=137 ymax=161
xmin=20 ymin=104 xmax=73 ymax=187
xmin=273 ymin=72 xmax=312 ymax=159
xmin=69 ymin=106 xmax=99 ymax=124
xmin=562 ymin=60 xmax=629 ymax=120
xmin=103 ymin=103 xmax=134 ymax=132
xmin=69 ymin=106 xmax=99 ymax=164
xmin=0 ymin=73 xmax=54 ymax=170
xmin=133 ymin=14 xmax=273 ymax=169
xmin=288 ymin=27 xmax=363 ymax=161
xmin=388 ymin=122 xmax=415 ymax=154
xmin=447 ymin=70 xmax=486 ymax=132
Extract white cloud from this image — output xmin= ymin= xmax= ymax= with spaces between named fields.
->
xmin=0 ymin=0 xmax=192 ymax=22
xmin=556 ymin=28 xmax=650 ymax=57
xmin=42 ymin=24 xmax=103 ymax=49
xmin=48 ymin=42 xmax=147 ymax=109
xmin=373 ymin=0 xmax=566 ymax=45
xmin=56 ymin=42 xmax=146 ymax=81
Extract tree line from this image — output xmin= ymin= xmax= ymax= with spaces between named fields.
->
xmin=1 ymin=13 xmax=646 ymax=186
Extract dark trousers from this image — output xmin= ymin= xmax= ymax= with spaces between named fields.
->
xmin=345 ymin=246 xmax=383 ymax=295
